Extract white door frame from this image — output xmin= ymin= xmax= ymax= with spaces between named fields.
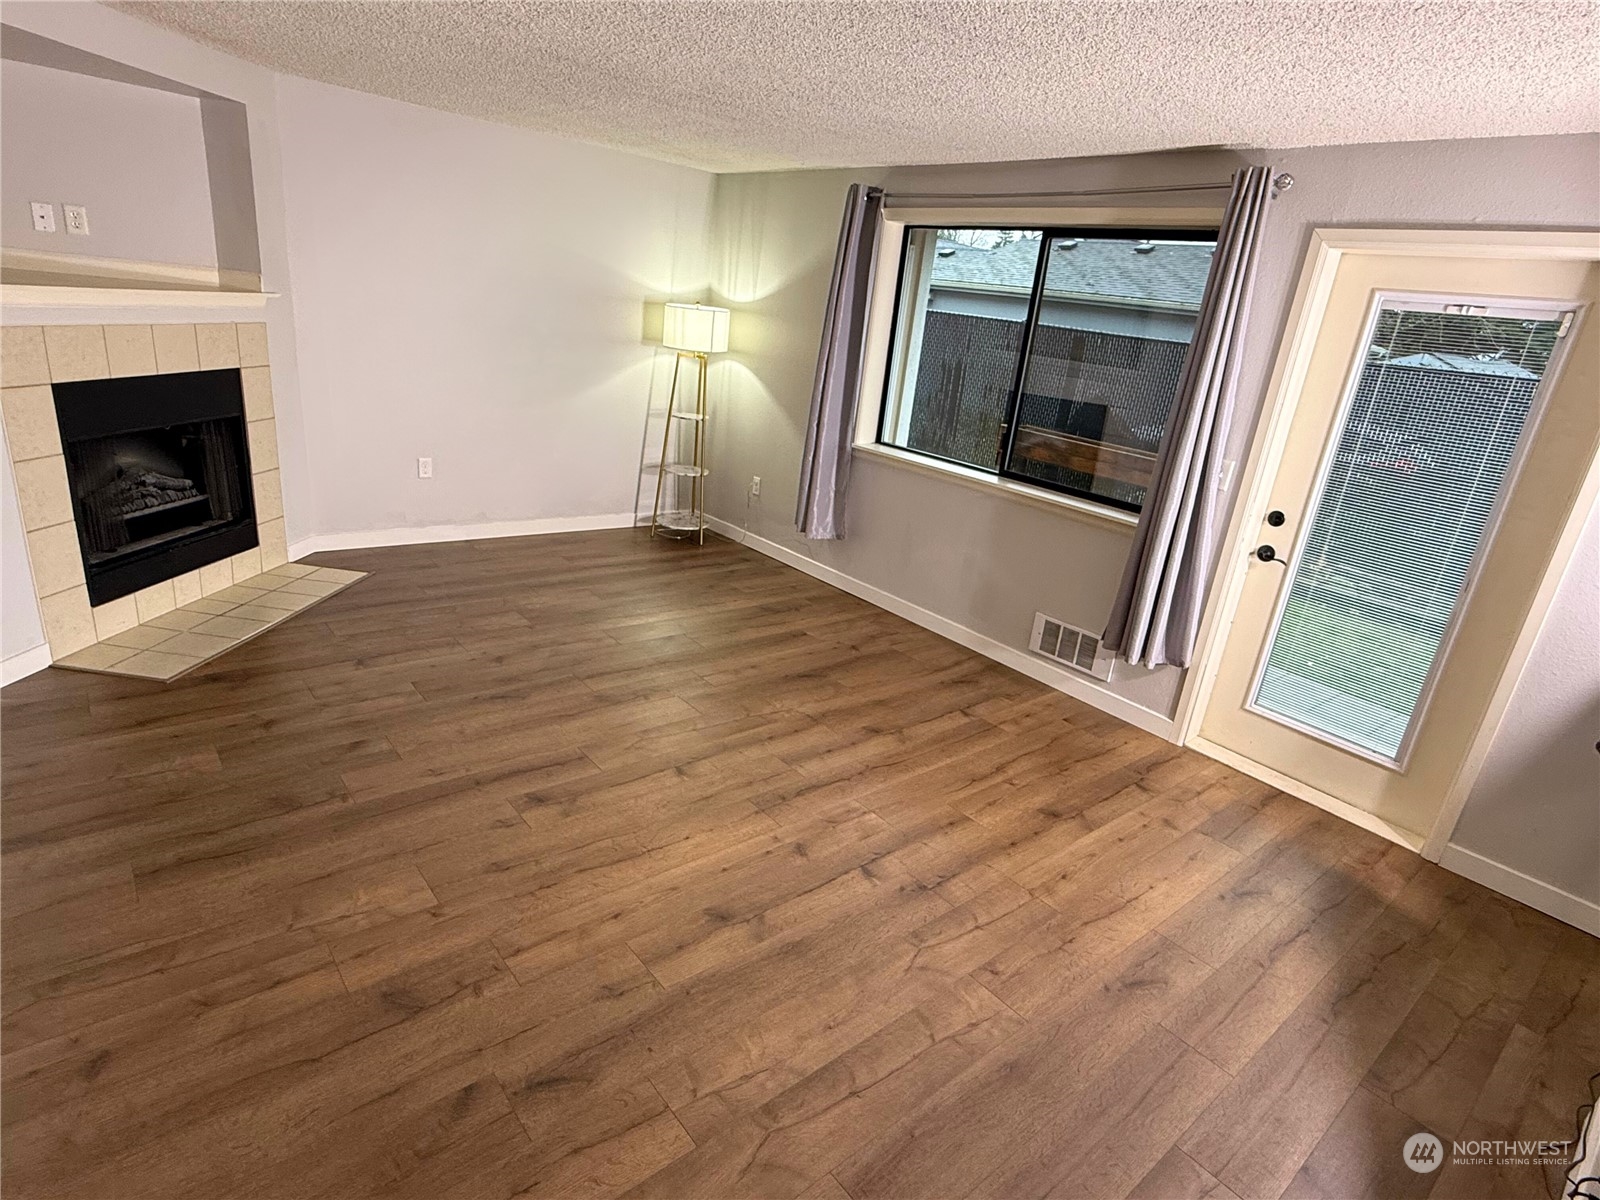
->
xmin=1174 ymin=227 xmax=1600 ymax=860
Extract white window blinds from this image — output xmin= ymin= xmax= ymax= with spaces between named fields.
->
xmin=1252 ymin=300 xmax=1570 ymax=763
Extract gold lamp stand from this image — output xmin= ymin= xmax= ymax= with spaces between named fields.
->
xmin=650 ymin=303 xmax=728 ymax=545
xmin=650 ymin=350 xmax=709 ymax=543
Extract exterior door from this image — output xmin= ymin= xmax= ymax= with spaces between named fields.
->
xmin=1196 ymin=250 xmax=1598 ymax=846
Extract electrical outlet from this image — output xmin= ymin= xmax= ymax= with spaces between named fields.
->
xmin=29 ymin=202 xmax=55 ymax=233
xmin=62 ymin=204 xmax=89 ymax=235
xmin=417 ymin=457 xmax=433 ymax=479
xmin=750 ymin=476 xmax=761 ymax=496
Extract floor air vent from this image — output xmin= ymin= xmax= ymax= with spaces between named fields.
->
xmin=1030 ymin=613 xmax=1115 ymax=681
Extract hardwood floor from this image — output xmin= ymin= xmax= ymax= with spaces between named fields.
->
xmin=2 ymin=530 xmax=1594 ymax=1200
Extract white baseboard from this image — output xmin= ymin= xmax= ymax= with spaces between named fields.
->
xmin=288 ymin=513 xmax=638 ymax=559
xmin=704 ymin=516 xmax=1178 ymax=741
xmin=2 ymin=641 xmax=53 ymax=686
xmin=1439 ymin=843 xmax=1600 ymax=936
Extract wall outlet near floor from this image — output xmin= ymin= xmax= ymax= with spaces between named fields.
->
xmin=29 ymin=201 xmax=55 ymax=233
xmin=62 ymin=204 xmax=90 ymax=235
xmin=750 ymin=476 xmax=761 ymax=496
xmin=417 ymin=457 xmax=433 ymax=479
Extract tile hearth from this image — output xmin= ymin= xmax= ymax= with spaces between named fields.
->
xmin=52 ymin=561 xmax=365 ymax=681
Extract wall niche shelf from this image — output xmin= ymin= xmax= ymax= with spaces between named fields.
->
xmin=0 ymin=249 xmax=272 ymax=309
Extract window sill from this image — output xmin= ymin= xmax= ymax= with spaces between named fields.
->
xmin=853 ymin=443 xmax=1141 ymax=530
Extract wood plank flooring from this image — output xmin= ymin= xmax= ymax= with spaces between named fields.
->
xmin=2 ymin=529 xmax=1594 ymax=1200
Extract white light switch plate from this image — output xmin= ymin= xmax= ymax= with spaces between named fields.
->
xmin=417 ymin=457 xmax=433 ymax=479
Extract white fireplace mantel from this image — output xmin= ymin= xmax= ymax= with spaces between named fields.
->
xmin=1 ymin=248 xmax=276 ymax=314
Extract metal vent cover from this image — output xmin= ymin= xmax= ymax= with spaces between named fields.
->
xmin=1030 ymin=613 xmax=1114 ymax=681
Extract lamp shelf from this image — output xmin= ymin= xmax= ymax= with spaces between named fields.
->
xmin=662 ymin=464 xmax=708 ymax=478
xmin=655 ymin=511 xmax=702 ymax=533
xmin=669 ymin=412 xmax=705 ymax=422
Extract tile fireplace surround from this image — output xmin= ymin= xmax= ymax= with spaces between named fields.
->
xmin=2 ymin=321 xmax=361 ymax=681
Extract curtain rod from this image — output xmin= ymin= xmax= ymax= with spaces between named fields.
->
xmin=880 ymin=174 xmax=1293 ymax=205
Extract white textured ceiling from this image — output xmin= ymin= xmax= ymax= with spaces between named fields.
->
xmin=112 ymin=1 xmax=1600 ymax=173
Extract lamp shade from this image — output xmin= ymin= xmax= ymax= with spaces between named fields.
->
xmin=662 ymin=303 xmax=729 ymax=354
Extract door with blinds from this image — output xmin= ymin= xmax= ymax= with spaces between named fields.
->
xmin=1197 ymin=247 xmax=1598 ymax=846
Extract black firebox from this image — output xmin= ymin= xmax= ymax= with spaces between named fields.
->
xmin=52 ymin=369 xmax=257 ymax=607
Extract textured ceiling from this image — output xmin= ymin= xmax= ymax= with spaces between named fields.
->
xmin=112 ymin=1 xmax=1600 ymax=173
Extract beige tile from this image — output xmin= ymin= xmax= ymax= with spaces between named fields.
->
xmin=275 ymin=576 xmax=344 ymax=598
xmin=152 ymin=324 xmax=199 ymax=374
xmin=103 ymin=325 xmax=158 ymax=377
xmin=146 ymin=608 xmax=211 ymax=632
xmin=198 ymin=558 xmax=234 ymax=596
xmin=153 ymin=630 xmax=238 ymax=658
xmin=252 ymin=470 xmax=284 ymax=522
xmin=229 ymin=545 xmax=263 ymax=580
xmin=93 ymin=594 xmax=140 ymax=641
xmin=259 ymin=518 xmax=288 ymax=569
xmin=172 ymin=569 xmax=203 ymax=606
xmin=40 ymin=586 xmax=95 ymax=656
xmin=242 ymin=588 xmax=315 ymax=612
xmin=192 ymin=614 xmax=270 ymax=639
xmin=308 ymin=566 xmax=365 ymax=584
xmin=104 ymin=624 xmax=178 ymax=650
xmin=229 ymin=603 xmax=291 ymax=623
xmin=247 ymin=418 xmax=279 ymax=473
xmin=55 ymin=641 xmax=139 ymax=671
xmin=264 ymin=562 xmax=315 ymax=579
xmin=236 ymin=323 xmax=270 ymax=368
xmin=182 ymin=597 xmax=235 ymax=615
xmin=240 ymin=365 xmax=274 ymax=420
xmin=114 ymin=649 xmax=200 ymax=681
xmin=195 ymin=323 xmax=240 ymax=370
xmin=2 ymin=327 xmax=50 ymax=388
xmin=14 ymin=456 xmax=72 ymax=531
xmin=134 ymin=579 xmax=177 ymax=622
xmin=2 ymin=385 xmax=63 ymax=461
xmin=43 ymin=326 xmax=109 ymax=382
xmin=212 ymin=583 xmax=271 ymax=604
xmin=25 ymin=521 xmax=85 ymax=597
xmin=238 ymin=570 xmax=288 ymax=591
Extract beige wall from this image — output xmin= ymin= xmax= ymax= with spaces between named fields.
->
xmin=704 ymin=134 xmax=1600 ymax=721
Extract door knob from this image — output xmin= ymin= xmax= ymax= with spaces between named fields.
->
xmin=1255 ymin=544 xmax=1284 ymax=563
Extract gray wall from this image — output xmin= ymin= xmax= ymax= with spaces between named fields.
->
xmin=1451 ymin=501 xmax=1599 ymax=905
xmin=704 ymin=133 xmax=1600 ymax=722
xmin=273 ymin=74 xmax=713 ymax=538
xmin=0 ymin=58 xmax=218 ymax=266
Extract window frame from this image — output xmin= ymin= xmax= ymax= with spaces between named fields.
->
xmin=874 ymin=222 xmax=1221 ymax=514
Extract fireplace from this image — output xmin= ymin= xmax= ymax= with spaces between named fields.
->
xmin=52 ymin=369 xmax=258 ymax=606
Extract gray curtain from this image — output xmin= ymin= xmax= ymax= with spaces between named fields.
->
xmin=1103 ymin=165 xmax=1274 ymax=668
xmin=796 ymin=183 xmax=884 ymax=539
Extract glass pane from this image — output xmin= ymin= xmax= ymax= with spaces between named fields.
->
xmin=1004 ymin=233 xmax=1214 ymax=508
xmin=881 ymin=228 xmax=1042 ymax=471
xmin=1253 ymin=303 xmax=1567 ymax=761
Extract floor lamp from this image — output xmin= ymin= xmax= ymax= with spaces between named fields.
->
xmin=651 ymin=302 xmax=729 ymax=544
